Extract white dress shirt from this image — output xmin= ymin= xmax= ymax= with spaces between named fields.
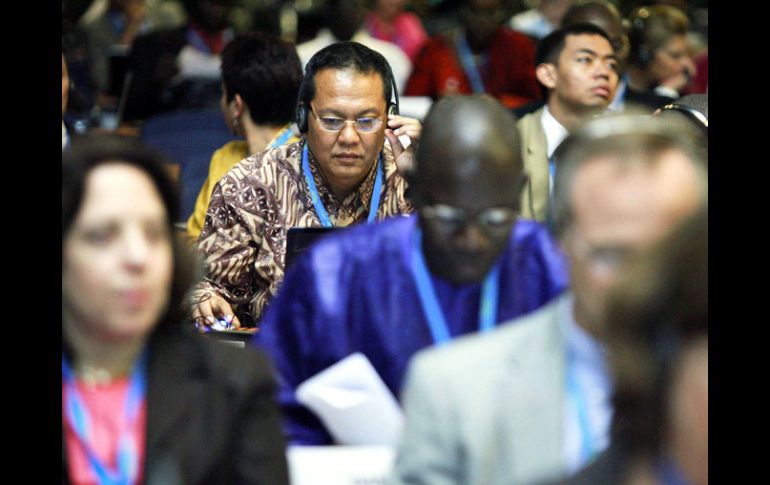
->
xmin=541 ymin=105 xmax=569 ymax=193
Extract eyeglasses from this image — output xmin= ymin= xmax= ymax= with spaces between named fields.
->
xmin=310 ymin=105 xmax=384 ymax=133
xmin=421 ymin=204 xmax=519 ymax=234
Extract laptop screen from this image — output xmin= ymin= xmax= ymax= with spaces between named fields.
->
xmin=285 ymin=227 xmax=337 ymax=269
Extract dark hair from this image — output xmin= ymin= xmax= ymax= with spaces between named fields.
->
xmin=548 ymin=114 xmax=708 ymax=239
xmin=221 ymin=32 xmax=302 ymax=125
xmin=181 ymin=0 xmax=235 ymax=35
xmin=62 ymin=135 xmax=193 ymax=330
xmin=535 ymin=22 xmax=614 ymax=66
xmin=298 ymin=41 xmax=395 ymax=111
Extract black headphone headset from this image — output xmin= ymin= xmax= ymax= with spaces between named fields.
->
xmin=628 ymin=7 xmax=653 ymax=66
xmin=294 ymin=62 xmax=400 ymax=134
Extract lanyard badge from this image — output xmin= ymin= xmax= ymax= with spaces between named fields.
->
xmin=62 ymin=352 xmax=148 ymax=485
xmin=409 ymin=227 xmax=501 ymax=345
xmin=301 ymin=144 xmax=383 ymax=227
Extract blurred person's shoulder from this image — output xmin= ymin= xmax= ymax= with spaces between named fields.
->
xmin=408 ymin=295 xmax=567 ymax=382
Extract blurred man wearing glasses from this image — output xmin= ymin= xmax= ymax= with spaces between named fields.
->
xmin=255 ymin=95 xmax=569 ymax=445
xmin=191 ymin=42 xmax=420 ymax=329
xmin=390 ymin=114 xmax=707 ymax=485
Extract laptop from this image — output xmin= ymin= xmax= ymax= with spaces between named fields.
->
xmin=285 ymin=227 xmax=337 ymax=269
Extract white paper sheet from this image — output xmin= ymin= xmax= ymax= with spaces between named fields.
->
xmin=296 ymin=352 xmax=404 ymax=446
xmin=287 ymin=446 xmax=395 ymax=485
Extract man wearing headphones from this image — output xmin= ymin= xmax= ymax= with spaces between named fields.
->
xmin=625 ymin=5 xmax=697 ymax=103
xmin=254 ymin=96 xmax=570 ymax=445
xmin=390 ymin=114 xmax=707 ymax=485
xmin=191 ymin=41 xmax=420 ymax=329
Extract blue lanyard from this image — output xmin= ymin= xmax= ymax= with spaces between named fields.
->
xmin=185 ymin=27 xmax=233 ymax=55
xmin=455 ymin=33 xmax=486 ymax=94
xmin=548 ymin=155 xmax=556 ymax=195
xmin=107 ymin=11 xmax=127 ymax=37
xmin=62 ymin=352 xmax=148 ymax=485
xmin=409 ymin=227 xmax=501 ymax=346
xmin=268 ymin=127 xmax=294 ymax=150
xmin=657 ymin=457 xmax=692 ymax=485
xmin=566 ymin=361 xmax=596 ymax=464
xmin=301 ymin=143 xmax=383 ymax=227
xmin=186 ymin=27 xmax=212 ymax=54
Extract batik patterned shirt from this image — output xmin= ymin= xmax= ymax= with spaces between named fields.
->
xmin=192 ymin=139 xmax=413 ymax=325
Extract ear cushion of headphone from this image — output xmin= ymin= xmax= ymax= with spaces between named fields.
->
xmin=629 ymin=8 xmax=652 ymax=66
xmin=637 ymin=44 xmax=651 ymax=65
xmin=295 ymin=103 xmax=308 ymax=133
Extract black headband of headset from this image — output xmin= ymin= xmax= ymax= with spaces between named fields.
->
xmin=659 ymin=103 xmax=708 ymax=133
xmin=295 ymin=59 xmax=400 ymax=133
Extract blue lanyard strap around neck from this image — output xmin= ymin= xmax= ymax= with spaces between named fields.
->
xmin=268 ymin=126 xmax=294 ymax=150
xmin=301 ymin=143 xmax=383 ymax=227
xmin=409 ymin=227 xmax=501 ymax=346
xmin=62 ymin=351 xmax=148 ymax=485
xmin=657 ymin=457 xmax=692 ymax=485
xmin=566 ymin=359 xmax=596 ymax=464
xmin=185 ymin=27 xmax=233 ymax=55
xmin=455 ymin=33 xmax=486 ymax=94
xmin=548 ymin=155 xmax=556 ymax=195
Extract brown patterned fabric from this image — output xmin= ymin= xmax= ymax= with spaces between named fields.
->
xmin=192 ymin=139 xmax=413 ymax=325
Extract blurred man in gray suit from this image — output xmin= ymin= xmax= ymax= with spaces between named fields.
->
xmin=390 ymin=113 xmax=707 ymax=485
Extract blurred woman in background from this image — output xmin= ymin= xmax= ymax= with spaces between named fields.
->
xmin=625 ymin=5 xmax=697 ymax=100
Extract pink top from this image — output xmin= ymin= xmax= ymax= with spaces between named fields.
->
xmin=63 ymin=378 xmax=148 ymax=485
xmin=365 ymin=11 xmax=428 ymax=62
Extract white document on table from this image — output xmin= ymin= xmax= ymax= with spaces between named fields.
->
xmin=287 ymin=446 xmax=396 ymax=485
xmin=296 ymin=352 xmax=404 ymax=446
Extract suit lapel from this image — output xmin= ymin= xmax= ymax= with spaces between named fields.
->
xmin=520 ymin=108 xmax=550 ymax=221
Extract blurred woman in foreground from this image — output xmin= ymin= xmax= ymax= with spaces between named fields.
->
xmin=62 ymin=135 xmax=289 ymax=484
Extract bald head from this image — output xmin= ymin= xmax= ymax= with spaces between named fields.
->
xmin=416 ymin=95 xmax=523 ymax=189
xmin=414 ymin=96 xmax=527 ymax=284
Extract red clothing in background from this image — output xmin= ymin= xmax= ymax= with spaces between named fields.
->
xmin=684 ymin=49 xmax=708 ymax=94
xmin=405 ymin=28 xmax=541 ymax=109
xmin=365 ymin=12 xmax=428 ymax=62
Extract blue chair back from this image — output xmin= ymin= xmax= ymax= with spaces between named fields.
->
xmin=142 ymin=108 xmax=237 ymax=222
